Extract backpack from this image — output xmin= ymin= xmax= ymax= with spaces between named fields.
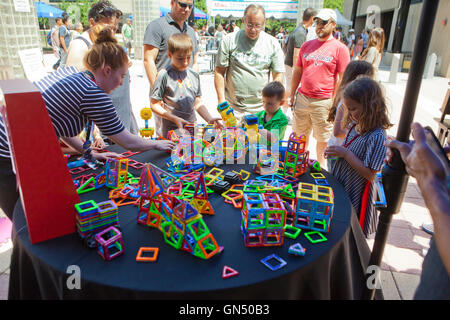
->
xmin=46 ymin=30 xmax=52 ymax=46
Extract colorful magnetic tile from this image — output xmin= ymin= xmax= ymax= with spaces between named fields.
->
xmin=314 ymin=179 xmax=329 ymax=186
xmin=304 ymin=231 xmax=327 ymax=244
xmin=260 ymin=254 xmax=287 ymax=271
xmin=310 ymin=173 xmax=325 ymax=179
xmin=284 ymin=225 xmax=301 ymax=239
xmin=288 ymin=243 xmax=306 ymax=256
xmin=222 ymin=266 xmax=239 ymax=279
xmin=136 ymin=247 xmax=159 ymax=262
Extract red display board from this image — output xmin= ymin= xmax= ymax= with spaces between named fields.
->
xmin=0 ymin=79 xmax=79 ymax=244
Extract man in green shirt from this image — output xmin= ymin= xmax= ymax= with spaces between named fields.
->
xmin=214 ymin=4 xmax=285 ymax=118
xmin=122 ymin=18 xmax=133 ymax=57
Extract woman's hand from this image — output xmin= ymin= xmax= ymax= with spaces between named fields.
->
xmin=324 ymin=145 xmax=349 ymax=159
xmin=91 ymin=150 xmax=121 ymax=162
xmin=92 ymin=136 xmax=106 ymax=149
xmin=153 ymin=140 xmax=175 ymax=152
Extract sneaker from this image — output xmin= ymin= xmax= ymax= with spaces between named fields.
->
xmin=422 ymin=223 xmax=434 ymax=235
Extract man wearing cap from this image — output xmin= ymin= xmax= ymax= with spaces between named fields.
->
xmin=289 ymin=8 xmax=350 ymax=167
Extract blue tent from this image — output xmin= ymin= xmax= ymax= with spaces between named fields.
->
xmin=160 ymin=7 xmax=208 ymax=19
xmin=35 ymin=1 xmax=65 ymax=18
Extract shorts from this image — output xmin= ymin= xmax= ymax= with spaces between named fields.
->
xmin=124 ymin=39 xmax=132 ymax=48
xmin=292 ymin=92 xmax=333 ymax=142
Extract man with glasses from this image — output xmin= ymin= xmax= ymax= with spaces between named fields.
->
xmin=143 ymin=0 xmax=198 ymax=137
xmin=214 ymin=4 xmax=285 ymax=119
xmin=289 ymin=9 xmax=350 ymax=168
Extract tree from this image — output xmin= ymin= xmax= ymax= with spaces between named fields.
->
xmin=58 ymin=0 xmax=94 ymax=29
xmin=323 ymin=0 xmax=344 ymax=13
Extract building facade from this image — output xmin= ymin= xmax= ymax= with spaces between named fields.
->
xmin=343 ymin=0 xmax=450 ymax=77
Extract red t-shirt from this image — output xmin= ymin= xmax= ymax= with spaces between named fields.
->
xmin=297 ymin=37 xmax=350 ymax=99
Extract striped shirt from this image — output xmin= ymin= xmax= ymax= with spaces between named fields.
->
xmin=331 ymin=124 xmax=387 ymax=237
xmin=0 ymin=67 xmax=125 ymax=159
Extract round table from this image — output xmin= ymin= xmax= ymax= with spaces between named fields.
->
xmin=8 ymin=147 xmax=377 ymax=299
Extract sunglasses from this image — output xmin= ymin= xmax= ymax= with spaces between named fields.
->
xmin=314 ymin=18 xmax=330 ymax=26
xmin=98 ymin=6 xmax=122 ymax=19
xmin=176 ymin=0 xmax=193 ymax=9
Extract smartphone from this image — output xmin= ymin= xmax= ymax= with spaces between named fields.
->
xmin=424 ymin=126 xmax=450 ymax=174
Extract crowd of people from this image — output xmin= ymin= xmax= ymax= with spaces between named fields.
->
xmin=0 ymin=0 xmax=448 ymax=299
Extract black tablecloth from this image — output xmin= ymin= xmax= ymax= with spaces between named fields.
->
xmin=8 ymin=146 xmax=381 ymax=299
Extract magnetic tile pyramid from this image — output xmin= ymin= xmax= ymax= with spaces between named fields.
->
xmin=137 ymin=163 xmax=221 ymax=259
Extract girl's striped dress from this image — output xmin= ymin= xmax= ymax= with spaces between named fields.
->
xmin=331 ymin=123 xmax=387 ymax=237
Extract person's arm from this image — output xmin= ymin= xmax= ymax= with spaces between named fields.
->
xmin=385 ymin=123 xmax=450 ymax=273
xmin=272 ymin=72 xmax=284 ymax=84
xmin=214 ymin=66 xmax=227 ymax=104
xmin=194 ymin=97 xmax=224 ymax=130
xmin=289 ymin=65 xmax=303 ymax=103
xmin=325 ymin=146 xmax=378 ymax=181
xmin=108 ymin=129 xmax=174 ymax=152
xmin=60 ymin=27 xmax=68 ymax=53
xmin=150 ymin=98 xmax=188 ymax=129
xmin=333 ymin=105 xmax=347 ymax=139
xmin=143 ymin=44 xmax=159 ymax=87
xmin=192 ymin=53 xmax=199 ymax=74
xmin=60 ymin=136 xmax=121 ymax=161
xmin=66 ymin=39 xmax=89 ymax=70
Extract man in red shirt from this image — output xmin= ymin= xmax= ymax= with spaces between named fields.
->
xmin=288 ymin=9 xmax=350 ymax=167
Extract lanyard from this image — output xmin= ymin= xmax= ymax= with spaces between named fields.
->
xmin=344 ymin=124 xmax=360 ymax=148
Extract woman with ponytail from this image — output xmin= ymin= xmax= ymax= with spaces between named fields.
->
xmin=0 ymin=27 xmax=174 ymax=220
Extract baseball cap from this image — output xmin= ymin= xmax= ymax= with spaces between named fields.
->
xmin=314 ymin=8 xmax=337 ymax=22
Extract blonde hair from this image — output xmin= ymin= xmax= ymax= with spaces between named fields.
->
xmin=83 ymin=26 xmax=128 ymax=71
xmin=167 ymin=33 xmax=193 ymax=55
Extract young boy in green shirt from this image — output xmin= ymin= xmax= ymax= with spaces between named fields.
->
xmin=257 ymin=81 xmax=289 ymax=147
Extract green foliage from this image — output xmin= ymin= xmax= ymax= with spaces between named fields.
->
xmin=57 ymin=0 xmax=94 ymax=28
xmin=323 ymin=0 xmax=344 ymax=13
xmin=38 ymin=17 xmax=49 ymax=29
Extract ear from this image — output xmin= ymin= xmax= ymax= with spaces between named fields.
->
xmin=280 ymin=99 xmax=286 ymax=107
xmin=103 ymin=65 xmax=112 ymax=76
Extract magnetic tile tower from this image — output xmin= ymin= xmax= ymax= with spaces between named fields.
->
xmin=136 ymin=163 xmax=221 ymax=259
xmin=283 ymin=133 xmax=309 ymax=178
xmin=241 ymin=193 xmax=287 ymax=247
xmin=105 ymin=158 xmax=129 ymax=189
xmin=75 ymin=200 xmax=120 ymax=241
xmin=293 ymin=183 xmax=334 ymax=233
xmin=189 ymin=172 xmax=214 ymax=215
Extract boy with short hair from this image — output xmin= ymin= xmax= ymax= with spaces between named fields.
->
xmin=151 ymin=33 xmax=223 ymax=138
xmin=257 ymin=81 xmax=289 ymax=146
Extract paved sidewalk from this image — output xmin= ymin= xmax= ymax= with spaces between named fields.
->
xmin=0 ymin=54 xmax=447 ymax=300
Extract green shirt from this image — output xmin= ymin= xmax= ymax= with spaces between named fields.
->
xmin=216 ymin=30 xmax=285 ymax=114
xmin=122 ymin=24 xmax=133 ymax=40
xmin=256 ymin=108 xmax=289 ymax=145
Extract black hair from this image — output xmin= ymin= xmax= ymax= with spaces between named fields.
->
xmin=89 ymin=0 xmax=122 ymax=22
xmin=262 ymin=81 xmax=285 ymax=101
xmin=303 ymin=8 xmax=318 ymax=22
xmin=62 ymin=15 xmax=70 ymax=24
